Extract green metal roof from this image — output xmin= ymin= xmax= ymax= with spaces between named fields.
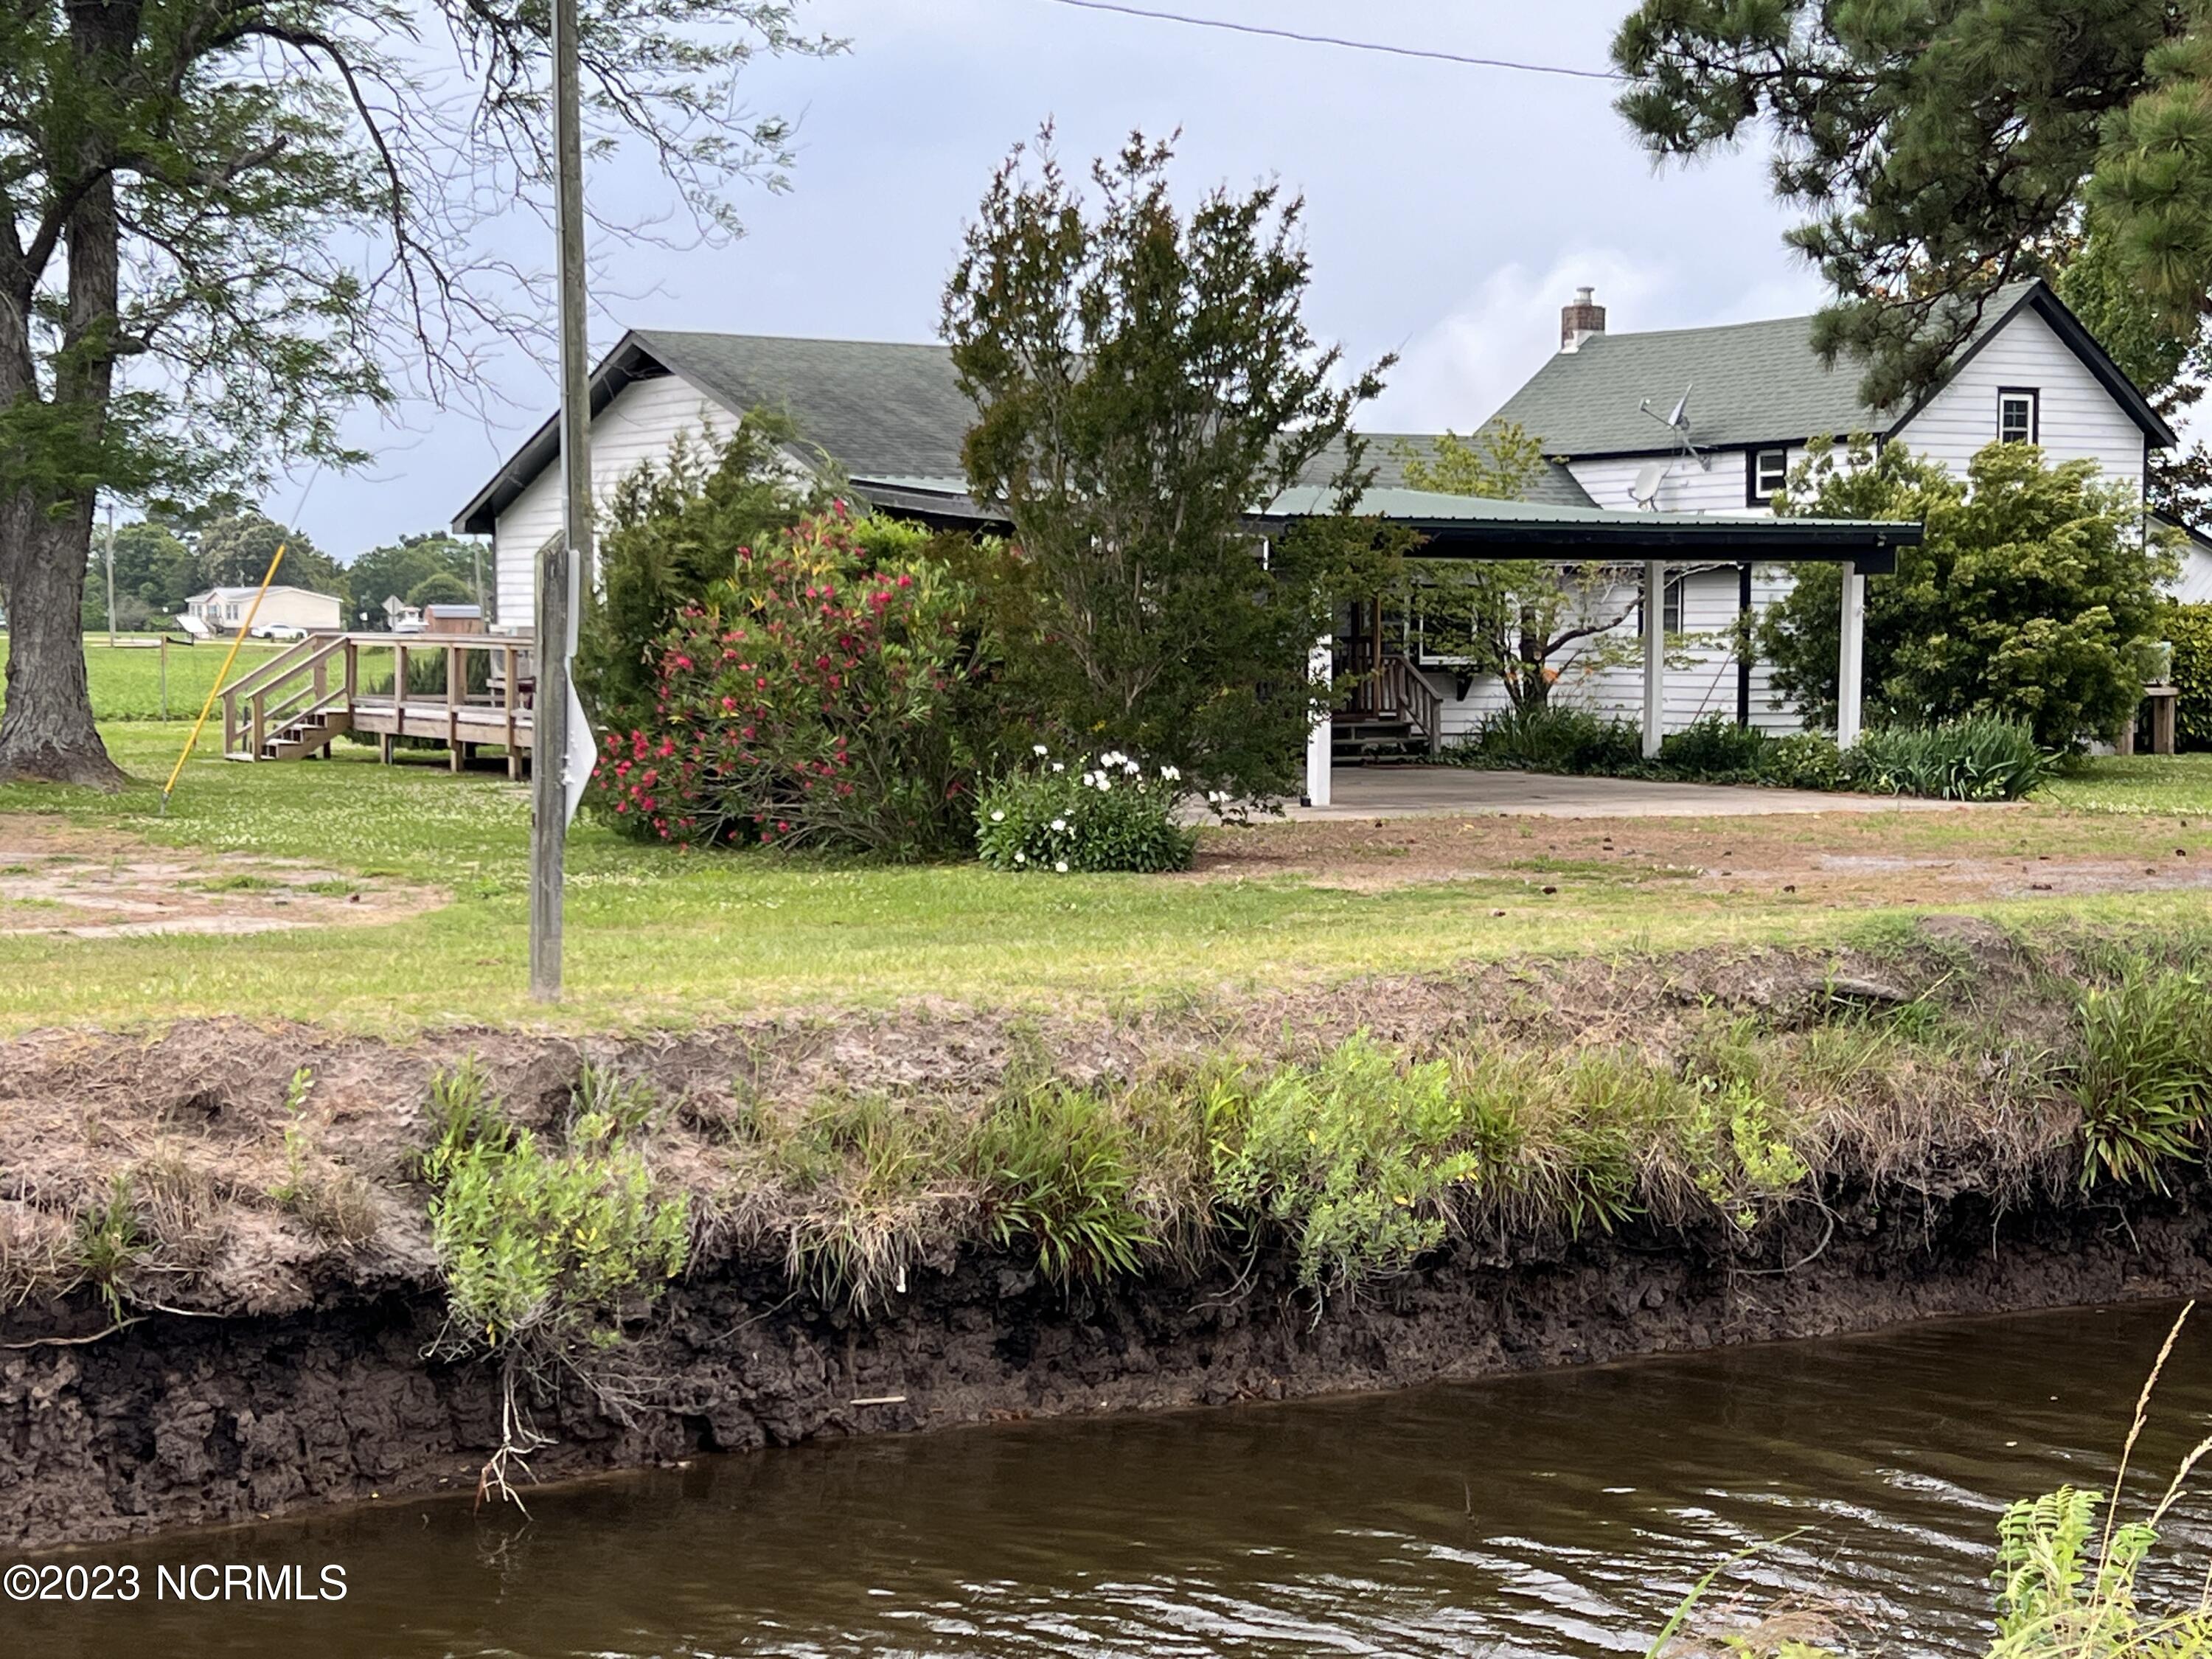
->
xmin=846 ymin=474 xmax=1921 ymax=573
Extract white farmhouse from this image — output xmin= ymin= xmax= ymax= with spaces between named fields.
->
xmin=1429 ymin=279 xmax=2196 ymax=737
xmin=454 ymin=279 xmax=2183 ymax=773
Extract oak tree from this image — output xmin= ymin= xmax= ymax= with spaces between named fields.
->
xmin=0 ymin=0 xmax=824 ymax=785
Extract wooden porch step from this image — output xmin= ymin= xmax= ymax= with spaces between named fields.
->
xmin=256 ymin=710 xmax=354 ymax=762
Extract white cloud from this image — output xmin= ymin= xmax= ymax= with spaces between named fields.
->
xmin=1367 ymin=249 xmax=1669 ymax=433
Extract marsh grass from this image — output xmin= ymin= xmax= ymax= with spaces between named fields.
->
xmin=2070 ymin=967 xmax=2212 ymax=1189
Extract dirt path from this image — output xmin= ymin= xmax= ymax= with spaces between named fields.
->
xmin=0 ymin=814 xmax=442 ymax=937
xmin=1192 ymin=810 xmax=2212 ymax=905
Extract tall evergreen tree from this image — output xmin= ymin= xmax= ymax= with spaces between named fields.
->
xmin=1610 ymin=2 xmax=2211 ymax=415
xmin=942 ymin=130 xmax=1394 ymax=799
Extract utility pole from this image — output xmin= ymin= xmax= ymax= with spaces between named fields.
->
xmin=102 ymin=500 xmax=116 ymax=647
xmin=532 ymin=0 xmax=591 ymax=1002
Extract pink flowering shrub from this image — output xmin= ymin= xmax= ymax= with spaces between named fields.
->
xmin=594 ymin=509 xmax=991 ymax=858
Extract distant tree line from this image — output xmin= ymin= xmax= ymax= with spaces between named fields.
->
xmin=78 ymin=515 xmax=486 ymax=633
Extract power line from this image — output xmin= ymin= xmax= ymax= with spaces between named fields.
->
xmin=1040 ymin=0 xmax=1624 ymax=82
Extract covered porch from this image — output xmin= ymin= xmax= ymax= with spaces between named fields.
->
xmin=1253 ymin=487 xmax=1921 ymax=810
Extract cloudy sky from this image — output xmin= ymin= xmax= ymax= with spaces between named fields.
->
xmin=288 ymin=0 xmax=1826 ymax=559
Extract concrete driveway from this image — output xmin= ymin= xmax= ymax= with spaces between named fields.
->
xmin=1289 ymin=768 xmax=1979 ymax=820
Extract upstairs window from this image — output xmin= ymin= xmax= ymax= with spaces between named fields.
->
xmin=1748 ymin=448 xmax=1790 ymax=504
xmin=1999 ymin=388 xmax=2039 ymax=445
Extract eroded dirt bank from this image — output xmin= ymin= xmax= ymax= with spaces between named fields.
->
xmin=7 ymin=916 xmax=2212 ymax=1550
xmin=7 ymin=1183 xmax=2211 ymax=1553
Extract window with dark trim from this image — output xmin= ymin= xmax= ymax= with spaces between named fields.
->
xmin=1998 ymin=388 xmax=2039 ymax=445
xmin=1663 ymin=573 xmax=1685 ymax=635
xmin=1747 ymin=448 xmax=1790 ymax=504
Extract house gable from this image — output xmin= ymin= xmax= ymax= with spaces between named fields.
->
xmin=486 ymin=367 xmax=737 ymax=624
xmin=1891 ymin=300 xmax=2154 ymax=498
xmin=1483 ymin=279 xmax=2173 ymax=473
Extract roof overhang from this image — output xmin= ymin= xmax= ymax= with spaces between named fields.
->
xmin=1251 ymin=510 xmax=1916 ymax=575
xmin=451 ymin=333 xmax=734 ymax=536
xmin=858 ymin=476 xmax=1919 ymax=575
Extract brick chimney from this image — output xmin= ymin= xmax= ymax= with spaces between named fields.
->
xmin=1560 ymin=286 xmax=1606 ymax=352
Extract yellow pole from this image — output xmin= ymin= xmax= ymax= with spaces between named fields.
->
xmin=161 ymin=543 xmax=288 ymax=810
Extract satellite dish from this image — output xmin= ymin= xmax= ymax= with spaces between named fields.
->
xmin=1639 ymin=380 xmax=1714 ymax=472
xmin=1629 ymin=459 xmax=1670 ymax=509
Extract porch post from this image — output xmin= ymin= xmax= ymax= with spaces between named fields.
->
xmin=1837 ymin=561 xmax=1865 ymax=749
xmin=1641 ymin=560 xmax=1665 ymax=759
xmin=1304 ymin=635 xmax=1332 ymax=808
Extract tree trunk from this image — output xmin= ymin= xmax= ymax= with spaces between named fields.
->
xmin=0 ymin=508 xmax=123 ymax=788
xmin=0 ymin=4 xmax=133 ymax=793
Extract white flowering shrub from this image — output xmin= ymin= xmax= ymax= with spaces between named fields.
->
xmin=974 ymin=747 xmax=1197 ymax=874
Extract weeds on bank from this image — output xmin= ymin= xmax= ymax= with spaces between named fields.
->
xmin=2071 ymin=967 xmax=2212 ymax=1189
xmin=420 ymin=1059 xmax=690 ymax=1506
xmin=677 ymin=949 xmax=2212 ymax=1312
xmin=423 ymin=1060 xmax=690 ymax=1355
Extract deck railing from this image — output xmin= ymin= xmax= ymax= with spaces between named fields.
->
xmin=1340 ymin=654 xmax=1444 ymax=752
xmin=218 ymin=630 xmax=537 ymax=770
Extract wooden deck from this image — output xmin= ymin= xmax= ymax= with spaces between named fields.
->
xmin=218 ymin=630 xmax=536 ymax=775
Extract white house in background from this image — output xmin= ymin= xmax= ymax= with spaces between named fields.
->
xmin=178 ymin=584 xmax=342 ymax=639
xmin=1441 ymin=278 xmax=2196 ymax=736
xmin=453 ymin=280 xmax=2173 ymax=785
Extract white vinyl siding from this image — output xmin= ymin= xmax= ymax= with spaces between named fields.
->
xmin=1566 ymin=453 xmax=1759 ymax=515
xmin=490 ymin=373 xmax=735 ymax=625
xmin=2170 ymin=546 xmax=2212 ymax=605
xmin=1566 ymin=444 xmax=1838 ymax=517
xmin=1897 ymin=307 xmax=2146 ymax=499
xmin=1422 ymin=564 xmax=1804 ymax=741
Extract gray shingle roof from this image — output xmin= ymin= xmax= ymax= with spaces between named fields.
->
xmin=453 ymin=333 xmax=1610 ymax=532
xmin=481 ymin=287 xmax=2167 ymax=534
xmin=1487 ymin=282 xmax=2049 ymax=456
xmin=632 ymin=331 xmax=976 ymax=480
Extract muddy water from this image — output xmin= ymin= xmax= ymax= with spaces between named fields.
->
xmin=23 ymin=1301 xmax=2212 ymax=1658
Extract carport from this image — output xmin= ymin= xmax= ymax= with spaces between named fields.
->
xmin=1253 ymin=487 xmax=1924 ymax=810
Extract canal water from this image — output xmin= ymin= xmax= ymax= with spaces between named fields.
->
xmin=21 ymin=1301 xmax=2212 ymax=1657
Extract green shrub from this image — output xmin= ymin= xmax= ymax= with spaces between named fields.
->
xmin=2164 ymin=600 xmax=2212 ymax=752
xmin=974 ymin=748 xmax=1197 ymax=874
xmin=423 ymin=1063 xmax=690 ymax=1352
xmin=597 ymin=510 xmax=998 ymax=858
xmin=1658 ymin=713 xmax=1767 ymax=781
xmin=1453 ymin=704 xmax=1644 ymax=775
xmin=972 ymin=1084 xmax=1152 ymax=1284
xmin=2071 ymin=964 xmax=2212 ymax=1189
xmin=1753 ymin=731 xmax=1848 ymax=790
xmin=1846 ymin=716 xmax=2053 ymax=801
xmin=1206 ymin=1036 xmax=1480 ymax=1295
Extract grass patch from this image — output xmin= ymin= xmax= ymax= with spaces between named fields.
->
xmin=0 ymin=634 xmax=292 ymax=723
xmin=0 ymin=725 xmax=2207 ymax=1034
xmin=2042 ymin=753 xmax=2212 ymax=815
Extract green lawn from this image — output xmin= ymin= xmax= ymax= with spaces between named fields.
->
xmin=2041 ymin=752 xmax=2212 ymax=815
xmin=0 ymin=633 xmax=291 ymax=722
xmin=1 ymin=723 xmax=2210 ymax=1034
